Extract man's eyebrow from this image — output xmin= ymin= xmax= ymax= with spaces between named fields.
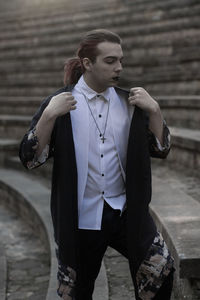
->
xmin=104 ymin=56 xmax=124 ymax=60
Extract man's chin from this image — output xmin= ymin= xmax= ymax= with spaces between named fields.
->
xmin=109 ymin=77 xmax=120 ymax=86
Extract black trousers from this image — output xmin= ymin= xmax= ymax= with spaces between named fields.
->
xmin=76 ymin=202 xmax=173 ymax=300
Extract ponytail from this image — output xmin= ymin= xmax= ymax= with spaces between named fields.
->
xmin=64 ymin=57 xmax=83 ymax=86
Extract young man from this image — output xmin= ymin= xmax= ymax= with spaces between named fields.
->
xmin=19 ymin=29 xmax=174 ymax=300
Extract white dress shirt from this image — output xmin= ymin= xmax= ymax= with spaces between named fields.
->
xmin=34 ymin=76 xmax=167 ymax=230
xmin=71 ymin=75 xmax=133 ymax=230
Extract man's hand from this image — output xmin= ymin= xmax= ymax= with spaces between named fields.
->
xmin=35 ymin=92 xmax=76 ymax=157
xmin=129 ymin=87 xmax=164 ymax=145
xmin=46 ymin=92 xmax=77 ymax=119
xmin=128 ymin=87 xmax=159 ymax=114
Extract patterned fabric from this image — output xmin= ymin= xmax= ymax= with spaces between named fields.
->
xmin=55 ymin=231 xmax=174 ymax=300
xmin=56 ymin=247 xmax=76 ymax=300
xmin=24 ymin=127 xmax=49 ymax=169
xmin=136 ymin=231 xmax=174 ymax=300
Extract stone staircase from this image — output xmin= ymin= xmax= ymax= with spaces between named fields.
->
xmin=0 ymin=0 xmax=200 ymax=299
xmin=0 ymin=0 xmax=200 ymax=96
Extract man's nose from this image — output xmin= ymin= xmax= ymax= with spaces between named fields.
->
xmin=115 ymin=61 xmax=123 ymax=72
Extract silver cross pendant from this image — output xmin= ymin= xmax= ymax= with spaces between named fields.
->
xmin=100 ymin=134 xmax=106 ymax=143
xmin=101 ymin=136 xmax=106 ymax=143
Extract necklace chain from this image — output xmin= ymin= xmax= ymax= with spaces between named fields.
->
xmin=83 ymin=94 xmax=110 ymax=143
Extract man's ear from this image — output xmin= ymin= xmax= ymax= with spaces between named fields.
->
xmin=82 ymin=58 xmax=92 ymax=71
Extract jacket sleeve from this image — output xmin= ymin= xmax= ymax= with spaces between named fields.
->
xmin=19 ymin=95 xmax=55 ymax=169
xmin=147 ymin=119 xmax=171 ymax=159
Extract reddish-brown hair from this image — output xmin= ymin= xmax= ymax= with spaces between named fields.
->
xmin=64 ymin=29 xmax=121 ymax=85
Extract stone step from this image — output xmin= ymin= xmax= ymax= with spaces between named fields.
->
xmin=0 ymin=62 xmax=200 ymax=92
xmin=0 ymin=28 xmax=199 ymax=64
xmin=0 ymin=76 xmax=199 ymax=101
xmin=0 ymin=87 xmax=56 ymax=97
xmin=0 ymin=115 xmax=31 ymax=138
xmin=0 ymin=0 xmax=198 ymax=31
xmin=0 ymin=15 xmax=200 ymax=53
xmin=2 ymin=126 xmax=200 ymax=177
xmin=0 ymin=71 xmax=63 ymax=87
xmin=0 ymin=56 xmax=65 ymax=73
xmin=0 ymin=4 xmax=200 ymax=42
xmin=6 ymin=156 xmax=53 ymax=184
xmin=0 ymin=0 xmax=116 ymax=22
xmin=157 ymin=96 xmax=200 ymax=129
xmin=0 ymin=94 xmax=199 ymax=132
xmin=0 ymin=96 xmax=43 ymax=115
xmin=124 ymin=46 xmax=200 ymax=69
xmin=0 ymin=139 xmax=19 ymax=165
xmin=169 ymin=127 xmax=200 ymax=170
xmin=151 ymin=163 xmax=200 ymax=299
xmin=121 ymin=61 xmax=200 ymax=85
xmin=0 ymin=96 xmax=199 ymax=133
xmin=0 ymin=42 xmax=75 ymax=60
xmin=143 ymin=80 xmax=200 ymax=96
xmin=1 ymin=45 xmax=199 ymax=78
xmin=0 ymin=43 xmax=196 ymax=82
xmin=0 ymin=60 xmax=200 ymax=89
xmin=0 ymin=79 xmax=199 ymax=98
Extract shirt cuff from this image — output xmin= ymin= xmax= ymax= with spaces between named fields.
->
xmin=148 ymin=120 xmax=170 ymax=158
xmin=150 ymin=120 xmax=170 ymax=151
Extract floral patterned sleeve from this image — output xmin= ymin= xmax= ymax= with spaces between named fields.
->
xmin=56 ymin=245 xmax=76 ymax=300
xmin=20 ymin=127 xmax=50 ymax=169
xmin=136 ymin=231 xmax=174 ymax=299
xmin=19 ymin=95 xmax=55 ymax=169
xmin=148 ymin=120 xmax=170 ymax=159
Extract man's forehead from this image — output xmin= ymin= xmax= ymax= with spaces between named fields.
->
xmin=97 ymin=41 xmax=123 ymax=57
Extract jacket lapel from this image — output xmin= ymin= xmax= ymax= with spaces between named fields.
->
xmin=70 ymin=94 xmax=89 ymax=209
xmin=110 ymin=89 xmax=134 ymax=180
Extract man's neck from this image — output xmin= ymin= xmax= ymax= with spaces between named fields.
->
xmin=83 ymin=74 xmax=106 ymax=93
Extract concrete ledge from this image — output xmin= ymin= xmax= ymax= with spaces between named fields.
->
xmin=6 ymin=156 xmax=53 ymax=183
xmin=151 ymin=175 xmax=200 ymax=279
xmin=169 ymin=127 xmax=200 ymax=170
xmin=157 ymin=96 xmax=200 ymax=129
xmin=0 ymin=86 xmax=56 ymax=97
xmin=0 ymin=115 xmax=31 ymax=138
xmin=0 ymin=97 xmax=42 ymax=115
xmin=0 ymin=139 xmax=19 ymax=164
xmin=0 ymin=245 xmax=7 ymax=300
xmin=0 ymin=168 xmax=108 ymax=300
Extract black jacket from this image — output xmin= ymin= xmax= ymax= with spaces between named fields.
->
xmin=19 ymin=85 xmax=170 ymax=297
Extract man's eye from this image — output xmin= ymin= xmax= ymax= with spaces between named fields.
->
xmin=105 ymin=60 xmax=114 ymax=64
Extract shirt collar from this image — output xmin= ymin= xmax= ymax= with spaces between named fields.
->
xmin=74 ymin=75 xmax=111 ymax=101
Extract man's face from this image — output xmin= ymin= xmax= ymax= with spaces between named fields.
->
xmin=84 ymin=41 xmax=123 ymax=92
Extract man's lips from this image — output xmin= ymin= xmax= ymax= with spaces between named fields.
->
xmin=112 ymin=76 xmax=120 ymax=81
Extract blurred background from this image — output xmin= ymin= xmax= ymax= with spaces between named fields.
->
xmin=0 ymin=0 xmax=200 ymax=299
